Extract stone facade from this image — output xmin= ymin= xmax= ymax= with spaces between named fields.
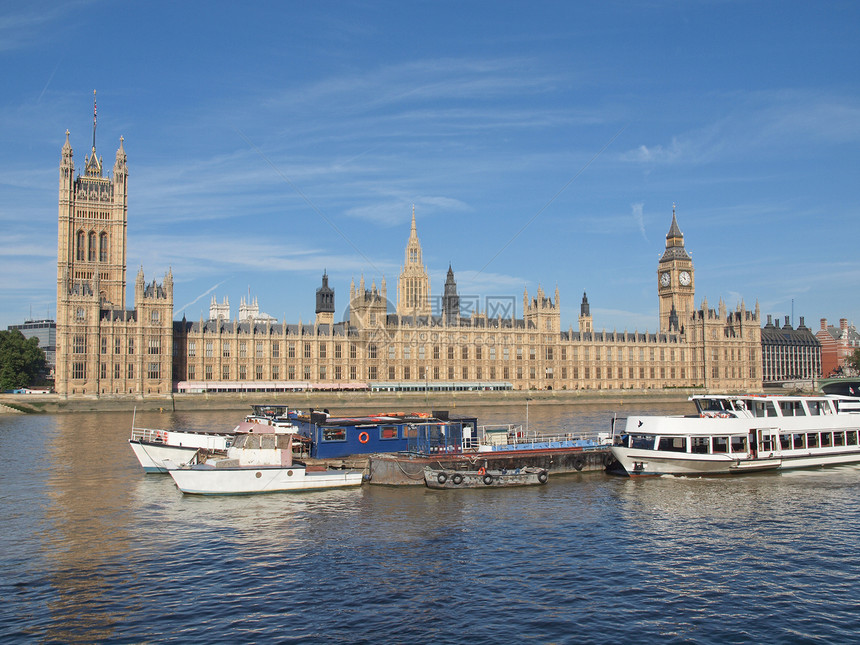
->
xmin=760 ymin=316 xmax=821 ymax=383
xmin=54 ymin=104 xmax=762 ymax=397
xmin=174 ymin=209 xmax=761 ymax=393
xmin=55 ymin=106 xmax=173 ymax=397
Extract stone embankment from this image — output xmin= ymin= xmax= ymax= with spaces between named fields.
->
xmin=0 ymin=389 xmax=699 ymax=414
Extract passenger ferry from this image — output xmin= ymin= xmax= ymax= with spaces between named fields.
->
xmin=610 ymin=394 xmax=860 ymax=476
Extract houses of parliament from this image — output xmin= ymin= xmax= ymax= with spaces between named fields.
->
xmin=55 ymin=112 xmax=762 ymax=398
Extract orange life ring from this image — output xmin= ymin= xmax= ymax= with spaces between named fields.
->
xmin=477 ymin=466 xmax=486 ymax=475
xmin=358 ymin=431 xmax=370 ymax=444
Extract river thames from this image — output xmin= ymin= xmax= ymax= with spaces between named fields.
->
xmin=2 ymin=402 xmax=859 ymax=643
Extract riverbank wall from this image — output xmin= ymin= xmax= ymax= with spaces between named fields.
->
xmin=0 ymin=388 xmax=699 ymax=414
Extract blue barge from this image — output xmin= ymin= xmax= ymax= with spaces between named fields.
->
xmin=292 ymin=409 xmax=479 ymax=459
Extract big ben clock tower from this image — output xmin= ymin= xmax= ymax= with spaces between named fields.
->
xmin=658 ymin=205 xmax=694 ymax=333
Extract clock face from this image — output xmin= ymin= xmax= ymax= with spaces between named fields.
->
xmin=660 ymin=272 xmax=670 ymax=287
xmin=679 ymin=271 xmax=691 ymax=286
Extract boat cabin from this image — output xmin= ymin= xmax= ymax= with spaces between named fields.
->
xmin=293 ymin=411 xmax=478 ymax=459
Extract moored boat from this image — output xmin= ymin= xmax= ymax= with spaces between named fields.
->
xmin=423 ymin=466 xmax=548 ymax=489
xmin=610 ymin=393 xmax=860 ymax=477
xmin=167 ymin=423 xmax=362 ymax=495
xmin=129 ymin=404 xmax=300 ymax=473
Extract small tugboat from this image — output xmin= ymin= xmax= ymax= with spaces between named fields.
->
xmin=167 ymin=421 xmax=363 ymax=495
xmin=423 ymin=466 xmax=548 ymax=489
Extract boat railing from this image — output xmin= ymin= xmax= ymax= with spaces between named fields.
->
xmin=130 ymin=426 xmax=170 ymax=443
xmin=477 ymin=424 xmax=611 ymax=450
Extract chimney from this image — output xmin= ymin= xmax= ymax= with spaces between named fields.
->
xmin=799 ymin=317 xmax=806 ymax=329
xmin=841 ymin=318 xmax=849 ymax=332
xmin=821 ymin=318 xmax=828 ymax=330
xmin=766 ymin=314 xmax=773 ymax=326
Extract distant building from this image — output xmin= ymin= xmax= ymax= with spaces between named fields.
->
xmin=7 ymin=319 xmax=57 ymax=373
xmin=760 ymin=315 xmax=821 ymax=384
xmin=816 ymin=318 xmax=860 ymax=376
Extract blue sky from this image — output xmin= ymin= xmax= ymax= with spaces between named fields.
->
xmin=2 ymin=1 xmax=859 ymax=334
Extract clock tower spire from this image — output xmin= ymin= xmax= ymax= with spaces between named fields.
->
xmin=658 ymin=204 xmax=694 ymax=333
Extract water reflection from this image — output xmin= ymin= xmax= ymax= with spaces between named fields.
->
xmin=2 ymin=402 xmax=858 ymax=642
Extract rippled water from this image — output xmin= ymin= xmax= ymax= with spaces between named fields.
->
xmin=2 ymin=403 xmax=860 ymax=643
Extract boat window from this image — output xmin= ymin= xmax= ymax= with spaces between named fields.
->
xmin=847 ymin=431 xmax=858 ymax=446
xmin=631 ymin=434 xmax=655 ymax=450
xmin=821 ymin=433 xmax=832 ymax=447
xmin=730 ymin=436 xmax=747 ymax=453
xmin=241 ymin=435 xmax=261 ymax=450
xmin=233 ymin=435 xmax=249 ymax=449
xmin=712 ymin=437 xmax=729 ymax=453
xmin=793 ymin=433 xmax=805 ymax=449
xmin=807 ymin=433 xmax=819 ymax=448
xmin=691 ymin=437 xmax=709 ymax=454
xmin=658 ymin=436 xmax=687 ymax=452
xmin=380 ymin=425 xmax=399 ymax=440
xmin=402 ymin=425 xmax=418 ymax=439
xmin=261 ymin=434 xmax=276 ymax=449
xmin=277 ymin=435 xmax=294 ymax=449
xmin=780 ymin=401 xmax=805 ymax=417
xmin=322 ymin=427 xmax=347 ymax=442
xmin=703 ymin=398 xmax=728 ymax=412
xmin=761 ymin=434 xmax=773 ymax=452
xmin=807 ymin=401 xmax=824 ymax=416
xmin=834 ymin=432 xmax=845 ymax=447
xmin=779 ymin=434 xmax=792 ymax=450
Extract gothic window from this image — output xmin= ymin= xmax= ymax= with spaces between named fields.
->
xmin=73 ymin=335 xmax=86 ymax=354
xmin=223 ymin=342 xmax=231 ymax=358
xmin=148 ymin=362 xmax=161 ymax=379
xmin=128 ymin=364 xmax=134 ymax=379
xmin=272 ymin=365 xmax=279 ymax=379
xmin=368 ymin=344 xmax=377 ymax=359
xmin=88 ymin=231 xmax=97 ymax=261
xmin=205 ymin=342 xmax=213 ymax=357
xmin=272 ymin=342 xmax=279 ymax=358
xmin=128 ymin=338 xmax=134 ymax=355
xmin=151 ymin=311 xmax=160 ymax=324
xmin=73 ymin=362 xmax=86 ymax=379
xmin=115 ymin=338 xmax=121 ymax=354
xmin=256 ymin=342 xmax=264 ymax=358
xmin=222 ymin=365 xmax=230 ymax=380
xmin=205 ymin=365 xmax=213 ymax=380
xmin=188 ymin=341 xmax=196 ymax=357
xmin=99 ymin=233 xmax=108 ymax=262
xmin=256 ymin=365 xmax=263 ymax=380
xmin=114 ymin=363 xmax=121 ymax=379
xmin=148 ymin=338 xmax=161 ymax=355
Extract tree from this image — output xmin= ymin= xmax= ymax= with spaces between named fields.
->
xmin=846 ymin=348 xmax=860 ymax=375
xmin=0 ymin=329 xmax=47 ymax=391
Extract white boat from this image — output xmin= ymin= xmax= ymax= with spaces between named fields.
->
xmin=128 ymin=404 xmax=300 ymax=473
xmin=129 ymin=426 xmax=234 ymax=473
xmin=610 ymin=394 xmax=860 ymax=476
xmin=167 ymin=425 xmax=363 ymax=495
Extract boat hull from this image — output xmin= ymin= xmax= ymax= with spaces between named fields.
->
xmin=168 ymin=465 xmax=364 ymax=495
xmin=423 ymin=467 xmax=548 ymax=489
xmin=611 ymin=445 xmax=860 ymax=477
xmin=129 ymin=440 xmax=204 ymax=473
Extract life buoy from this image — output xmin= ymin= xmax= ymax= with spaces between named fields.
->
xmin=437 ymin=472 xmax=448 ymax=485
xmin=477 ymin=466 xmax=486 ymax=476
xmin=573 ymin=457 xmax=584 ymax=471
xmin=483 ymin=474 xmax=494 ymax=485
xmin=537 ymin=471 xmax=548 ymax=484
xmin=358 ymin=431 xmax=370 ymax=444
xmin=452 ymin=473 xmax=463 ymax=485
